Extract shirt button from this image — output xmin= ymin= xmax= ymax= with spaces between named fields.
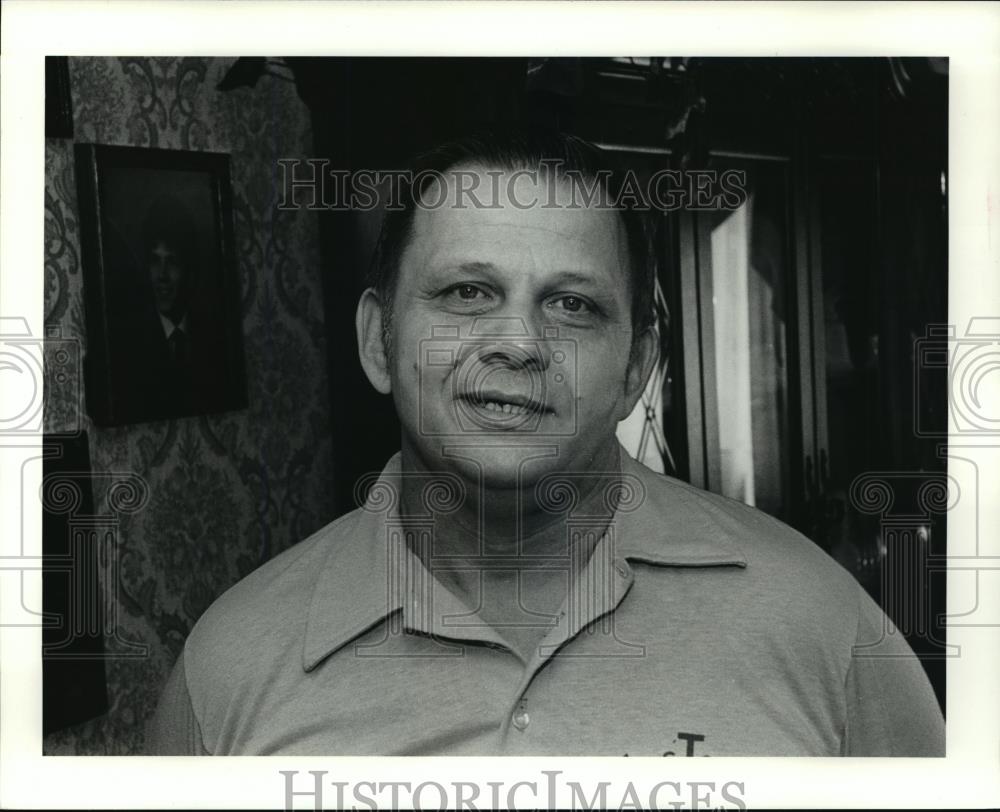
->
xmin=512 ymin=709 xmax=530 ymax=731
xmin=615 ymin=561 xmax=630 ymax=577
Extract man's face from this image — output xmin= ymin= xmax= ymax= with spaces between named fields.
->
xmin=148 ymin=239 xmax=186 ymax=317
xmin=383 ymin=165 xmax=646 ymax=490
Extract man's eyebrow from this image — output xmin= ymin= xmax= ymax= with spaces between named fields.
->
xmin=450 ymin=261 xmax=499 ymax=275
xmin=546 ymin=270 xmax=607 ymax=288
xmin=424 ymin=261 xmax=499 ymax=279
xmin=430 ymin=263 xmax=613 ymax=291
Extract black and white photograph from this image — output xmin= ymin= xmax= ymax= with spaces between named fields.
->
xmin=2 ymin=2 xmax=999 ymax=810
xmin=57 ymin=53 xmax=951 ymax=756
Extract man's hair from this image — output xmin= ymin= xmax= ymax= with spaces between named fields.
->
xmin=367 ymin=129 xmax=656 ymax=355
xmin=142 ymin=194 xmax=198 ymax=276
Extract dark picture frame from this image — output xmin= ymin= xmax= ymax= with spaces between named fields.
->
xmin=74 ymin=144 xmax=247 ymax=425
xmin=45 ymin=56 xmax=74 ymax=139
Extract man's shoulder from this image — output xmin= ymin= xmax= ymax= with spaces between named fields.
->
xmin=624 ymin=454 xmax=861 ymax=608
xmin=183 ymin=507 xmax=365 ymax=666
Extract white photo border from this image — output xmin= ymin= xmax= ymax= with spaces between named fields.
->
xmin=2 ymin=1 xmax=998 ymax=809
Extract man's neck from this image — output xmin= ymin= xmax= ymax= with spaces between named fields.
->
xmin=394 ymin=438 xmax=625 ymax=649
xmin=396 ymin=438 xmax=623 ymax=555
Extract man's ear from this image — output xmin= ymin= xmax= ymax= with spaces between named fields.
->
xmin=619 ymin=325 xmax=659 ymax=420
xmin=356 ymin=288 xmax=392 ymax=395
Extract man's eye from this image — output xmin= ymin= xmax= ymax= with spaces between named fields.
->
xmin=444 ymin=283 xmax=491 ymax=303
xmin=550 ymin=295 xmax=592 ymax=315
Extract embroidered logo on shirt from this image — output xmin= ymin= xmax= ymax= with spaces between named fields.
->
xmin=623 ymin=731 xmax=708 ymax=757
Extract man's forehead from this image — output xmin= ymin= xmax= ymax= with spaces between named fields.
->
xmin=417 ymin=161 xmax=602 ymax=208
xmin=404 ymin=164 xmax=629 ymax=278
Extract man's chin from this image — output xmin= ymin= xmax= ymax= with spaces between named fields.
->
xmin=420 ymin=437 xmax=574 ymax=490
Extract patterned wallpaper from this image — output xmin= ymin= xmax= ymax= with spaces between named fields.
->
xmin=43 ymin=57 xmax=335 ymax=754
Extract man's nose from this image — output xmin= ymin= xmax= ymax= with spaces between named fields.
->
xmin=468 ymin=315 xmax=553 ymax=370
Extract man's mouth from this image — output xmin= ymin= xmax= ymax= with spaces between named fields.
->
xmin=457 ymin=390 xmax=552 ymax=418
xmin=472 ymin=400 xmax=531 ymax=417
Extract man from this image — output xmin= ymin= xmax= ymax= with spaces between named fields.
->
xmin=115 ymin=194 xmax=226 ymax=420
xmin=145 ymin=197 xmax=199 ymax=387
xmin=148 ymin=131 xmax=944 ymax=755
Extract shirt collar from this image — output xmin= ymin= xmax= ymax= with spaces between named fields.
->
xmin=159 ymin=313 xmax=188 ymax=338
xmin=615 ymin=450 xmax=749 ymax=568
xmin=303 ymin=449 xmax=747 ymax=671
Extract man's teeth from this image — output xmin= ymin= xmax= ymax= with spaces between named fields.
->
xmin=479 ymin=400 xmax=529 ymax=415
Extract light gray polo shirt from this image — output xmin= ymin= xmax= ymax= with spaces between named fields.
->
xmin=148 ymin=450 xmax=944 ymax=756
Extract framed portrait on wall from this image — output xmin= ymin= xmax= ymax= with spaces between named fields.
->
xmin=74 ymin=144 xmax=247 ymax=425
